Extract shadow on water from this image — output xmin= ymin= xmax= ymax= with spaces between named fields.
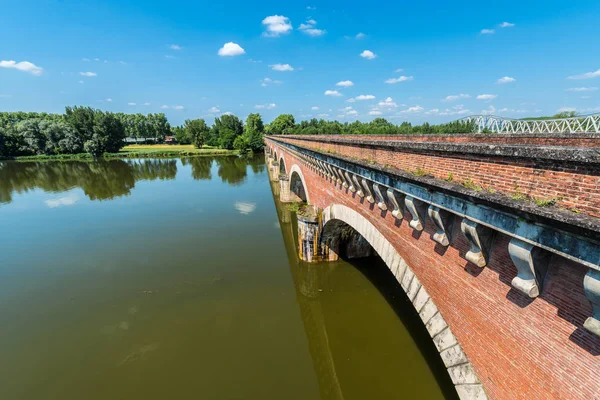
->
xmin=0 ymin=155 xmax=262 ymax=204
xmin=269 ymin=178 xmax=458 ymax=400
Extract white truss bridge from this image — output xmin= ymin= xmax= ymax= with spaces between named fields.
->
xmin=459 ymin=113 xmax=600 ymax=134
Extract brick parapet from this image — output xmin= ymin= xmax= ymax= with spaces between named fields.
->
xmin=269 ymin=135 xmax=600 ymax=219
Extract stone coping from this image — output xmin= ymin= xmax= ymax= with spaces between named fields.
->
xmin=267 ymin=137 xmax=600 ymax=242
xmin=270 ymin=135 xmax=600 ymax=164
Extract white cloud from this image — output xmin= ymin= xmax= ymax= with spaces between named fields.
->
xmin=394 ymin=68 xmax=404 ymax=73
xmin=119 ymin=61 xmax=126 ymax=65
xmin=143 ymin=102 xmax=151 ymax=106
xmin=306 ymin=5 xmax=316 ymax=10
xmin=260 ymin=77 xmax=282 ymax=86
xmin=45 ymin=194 xmax=79 ymax=208
xmin=567 ymin=69 xmax=600 ymax=80
xmin=82 ymin=58 xmax=90 ymax=62
xmin=79 ymin=71 xmax=97 ymax=77
xmin=209 ymin=106 xmax=220 ymax=113
xmin=557 ymin=107 xmax=577 ymax=112
xmin=299 ymin=19 xmax=326 ymax=36
xmin=369 ymin=110 xmax=383 ymax=116
xmin=481 ymin=105 xmax=496 ymax=114
xmin=360 ymin=50 xmax=376 ymax=59
xmin=78 ymin=80 xmax=84 ymax=84
xmin=400 ymin=105 xmax=424 ymax=114
xmin=317 ymin=113 xmax=329 ymax=118
xmin=94 ymin=58 xmax=100 ymax=61
xmin=262 ymin=15 xmax=293 ymax=37
xmin=270 ymin=63 xmax=294 ymax=71
xmin=480 ymin=29 xmax=495 ymax=34
xmin=222 ymin=111 xmax=234 ymax=116
xmin=346 ymin=98 xmax=356 ymax=103
xmin=500 ymin=22 xmax=515 ymax=28
xmin=497 ymin=76 xmax=516 ymax=84
xmin=324 ymin=90 xmax=342 ymax=97
xmin=566 ymin=87 xmax=597 ymax=92
xmin=255 ymin=103 xmax=276 ymax=109
xmin=311 ymin=106 xmax=319 ymax=110
xmin=385 ymin=75 xmax=413 ymax=84
xmin=443 ymin=93 xmax=470 ymax=102
xmin=356 ymin=32 xmax=366 ymax=39
xmin=477 ymin=94 xmax=497 ymax=100
xmin=128 ymin=102 xmax=136 ymax=106
xmin=234 ymin=202 xmax=256 ymax=215
xmin=336 ymin=80 xmax=354 ymax=87
xmin=173 ymin=105 xmax=184 ymax=110
xmin=164 ymin=55 xmax=176 ymax=59
xmin=106 ymin=98 xmax=113 ymax=102
xmin=218 ymin=42 xmax=246 ymax=56
xmin=161 ymin=105 xmax=169 ymax=109
xmin=170 ymin=44 xmax=182 ymax=50
xmin=354 ymin=94 xmax=375 ymax=101
xmin=0 ymin=60 xmax=44 ymax=76
xmin=378 ymin=97 xmax=397 ymax=107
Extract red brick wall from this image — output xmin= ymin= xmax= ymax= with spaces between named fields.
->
xmin=267 ymin=139 xmax=600 ymax=400
xmin=274 ymin=136 xmax=600 ymax=218
xmin=290 ymin=134 xmax=600 ymax=147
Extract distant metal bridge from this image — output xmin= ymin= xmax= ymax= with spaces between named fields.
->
xmin=459 ymin=113 xmax=600 ymax=134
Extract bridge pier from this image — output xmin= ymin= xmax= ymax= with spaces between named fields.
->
xmin=269 ymin=160 xmax=280 ymax=182
xmin=584 ymin=269 xmax=600 ymax=336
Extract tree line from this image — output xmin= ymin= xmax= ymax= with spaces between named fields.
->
xmin=1 ymin=106 xmax=479 ymax=159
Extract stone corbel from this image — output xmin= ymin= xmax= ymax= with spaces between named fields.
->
xmin=386 ymin=189 xmax=404 ymax=219
xmin=373 ymin=183 xmax=387 ymax=211
xmin=352 ymin=175 xmax=364 ymax=197
xmin=428 ymin=206 xmax=455 ymax=246
xmin=333 ymin=168 xmax=343 ymax=186
xmin=405 ymin=196 xmax=427 ymax=231
xmin=339 ymin=169 xmax=350 ymax=189
xmin=508 ymin=238 xmax=551 ymax=298
xmin=344 ymin=171 xmax=356 ymax=192
xmin=325 ymin=164 xmax=335 ymax=180
xmin=461 ymin=219 xmax=495 ymax=268
xmin=583 ymin=269 xmax=600 ymax=337
xmin=361 ymin=179 xmax=375 ymax=203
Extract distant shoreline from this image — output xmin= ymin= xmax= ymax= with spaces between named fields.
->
xmin=0 ymin=145 xmax=238 ymax=162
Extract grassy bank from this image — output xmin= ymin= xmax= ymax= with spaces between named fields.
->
xmin=3 ymin=144 xmax=238 ymax=162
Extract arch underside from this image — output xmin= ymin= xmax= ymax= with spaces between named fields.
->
xmin=320 ymin=204 xmax=487 ymax=400
xmin=289 ymin=164 xmax=311 ymax=204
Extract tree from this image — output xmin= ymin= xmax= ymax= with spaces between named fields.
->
xmin=172 ymin=126 xmax=191 ymax=144
xmin=64 ymin=106 xmax=95 ymax=145
xmin=244 ymin=113 xmax=265 ymax=152
xmin=184 ymin=119 xmax=210 ymax=148
xmin=268 ymin=114 xmax=295 ymax=135
xmin=212 ymin=115 xmax=243 ymax=149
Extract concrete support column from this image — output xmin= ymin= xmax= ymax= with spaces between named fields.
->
xmin=297 ymin=212 xmax=321 ymax=263
xmin=279 ymin=174 xmax=292 ymax=203
xmin=270 ymin=160 xmax=280 ymax=182
xmin=584 ymin=268 xmax=600 ymax=337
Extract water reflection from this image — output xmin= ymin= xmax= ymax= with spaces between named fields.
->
xmin=269 ymin=179 xmax=455 ymax=400
xmin=0 ymin=156 xmax=257 ymax=204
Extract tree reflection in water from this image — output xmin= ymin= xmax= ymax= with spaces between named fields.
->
xmin=0 ymin=158 xmax=177 ymax=203
xmin=0 ymin=155 xmax=265 ymax=205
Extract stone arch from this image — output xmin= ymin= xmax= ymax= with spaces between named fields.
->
xmin=289 ymin=164 xmax=311 ymax=204
xmin=279 ymin=154 xmax=287 ymax=174
xmin=320 ymin=204 xmax=486 ymax=400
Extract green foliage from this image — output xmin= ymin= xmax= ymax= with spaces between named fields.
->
xmin=445 ymin=172 xmax=454 ymax=182
xmin=511 ymin=184 xmax=527 ymax=201
xmin=412 ymin=167 xmax=429 ymax=177
xmin=233 ymin=134 xmax=252 ymax=155
xmin=213 ymin=115 xmax=243 ymax=149
xmin=267 ymin=114 xmax=295 ymax=135
xmin=172 ymin=126 xmax=191 ymax=144
xmin=184 ymin=118 xmax=210 ymax=148
xmin=273 ymin=116 xmax=476 ymax=135
xmin=244 ymin=113 xmax=265 ymax=152
xmin=462 ymin=178 xmax=482 ymax=191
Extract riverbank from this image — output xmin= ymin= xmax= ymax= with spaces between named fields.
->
xmin=1 ymin=144 xmax=238 ymax=162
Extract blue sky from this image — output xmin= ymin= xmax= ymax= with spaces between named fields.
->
xmin=1 ymin=0 xmax=599 ymax=125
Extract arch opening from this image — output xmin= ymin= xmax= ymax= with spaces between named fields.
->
xmin=288 ymin=165 xmax=311 ymax=204
xmin=279 ymin=156 xmax=287 ymax=174
xmin=317 ymin=204 xmax=485 ymax=400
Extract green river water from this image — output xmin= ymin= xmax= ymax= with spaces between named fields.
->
xmin=0 ymin=156 xmax=455 ymax=399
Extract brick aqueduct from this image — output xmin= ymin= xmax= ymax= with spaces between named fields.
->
xmin=264 ymin=133 xmax=600 ymax=400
